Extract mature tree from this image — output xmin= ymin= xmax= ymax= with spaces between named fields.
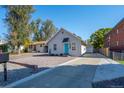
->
xmin=30 ymin=18 xmax=42 ymax=41
xmin=4 ymin=5 xmax=35 ymax=53
xmin=30 ymin=19 xmax=57 ymax=41
xmin=41 ymin=19 xmax=57 ymax=40
xmin=89 ymin=28 xmax=112 ymax=49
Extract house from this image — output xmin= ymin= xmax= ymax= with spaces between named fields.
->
xmin=0 ymin=40 xmax=8 ymax=52
xmin=0 ymin=40 xmax=8 ymax=45
xmin=29 ymin=41 xmax=48 ymax=53
xmin=104 ymin=18 xmax=124 ymax=52
xmin=85 ymin=40 xmax=94 ymax=53
xmin=47 ymin=28 xmax=86 ymax=56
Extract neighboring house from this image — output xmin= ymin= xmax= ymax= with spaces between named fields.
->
xmin=0 ymin=40 xmax=8 ymax=52
xmin=47 ymin=28 xmax=86 ymax=56
xmin=85 ymin=40 xmax=94 ymax=53
xmin=104 ymin=18 xmax=124 ymax=52
xmin=29 ymin=41 xmax=47 ymax=53
xmin=0 ymin=40 xmax=8 ymax=45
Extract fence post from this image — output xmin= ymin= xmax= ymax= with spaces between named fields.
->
xmin=112 ymin=52 xmax=115 ymax=60
xmin=3 ymin=62 xmax=7 ymax=81
xmin=121 ymin=53 xmax=124 ymax=60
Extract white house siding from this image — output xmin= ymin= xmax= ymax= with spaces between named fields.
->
xmin=48 ymin=30 xmax=86 ymax=56
xmin=35 ymin=45 xmax=45 ymax=53
xmin=81 ymin=45 xmax=86 ymax=55
xmin=20 ymin=45 xmax=24 ymax=51
xmin=69 ymin=40 xmax=82 ymax=56
xmin=0 ymin=40 xmax=8 ymax=45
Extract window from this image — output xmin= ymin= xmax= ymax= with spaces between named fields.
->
xmin=72 ymin=43 xmax=76 ymax=50
xmin=40 ymin=44 xmax=42 ymax=47
xmin=53 ymin=44 xmax=57 ymax=51
xmin=62 ymin=31 xmax=64 ymax=34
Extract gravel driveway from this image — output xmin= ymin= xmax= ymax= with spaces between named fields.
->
xmin=0 ymin=53 xmax=75 ymax=87
xmin=10 ymin=55 xmax=75 ymax=68
xmin=4 ymin=53 xmax=124 ymax=88
xmin=6 ymin=53 xmax=101 ymax=88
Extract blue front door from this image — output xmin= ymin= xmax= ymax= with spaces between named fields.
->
xmin=64 ymin=44 xmax=69 ymax=55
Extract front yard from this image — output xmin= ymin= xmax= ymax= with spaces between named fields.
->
xmin=0 ymin=53 xmax=76 ymax=87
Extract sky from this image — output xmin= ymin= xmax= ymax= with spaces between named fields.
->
xmin=0 ymin=5 xmax=124 ymax=40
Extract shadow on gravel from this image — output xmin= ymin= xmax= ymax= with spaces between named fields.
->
xmin=92 ymin=76 xmax=124 ymax=88
xmin=92 ymin=63 xmax=124 ymax=88
xmin=82 ymin=53 xmax=106 ymax=58
xmin=32 ymin=53 xmax=77 ymax=57
xmin=32 ymin=53 xmax=49 ymax=57
xmin=0 ymin=66 xmax=50 ymax=87
xmin=1 ymin=63 xmax=124 ymax=88
xmin=12 ymin=64 xmax=97 ymax=88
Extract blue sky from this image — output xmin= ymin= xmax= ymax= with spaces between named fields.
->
xmin=0 ymin=5 xmax=124 ymax=40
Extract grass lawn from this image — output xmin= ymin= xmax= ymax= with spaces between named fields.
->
xmin=118 ymin=60 xmax=124 ymax=65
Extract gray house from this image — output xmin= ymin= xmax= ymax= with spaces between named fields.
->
xmin=47 ymin=28 xmax=86 ymax=56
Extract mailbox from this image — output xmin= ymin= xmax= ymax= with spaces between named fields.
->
xmin=0 ymin=53 xmax=9 ymax=63
xmin=0 ymin=53 xmax=9 ymax=81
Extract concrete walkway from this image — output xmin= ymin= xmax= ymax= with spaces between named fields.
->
xmin=6 ymin=53 xmax=101 ymax=88
xmin=93 ymin=57 xmax=124 ymax=87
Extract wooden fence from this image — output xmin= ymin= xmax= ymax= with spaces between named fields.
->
xmin=111 ymin=52 xmax=124 ymax=60
xmin=99 ymin=48 xmax=124 ymax=60
xmin=99 ymin=48 xmax=110 ymax=57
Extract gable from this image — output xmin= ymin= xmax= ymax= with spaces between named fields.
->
xmin=47 ymin=28 xmax=86 ymax=46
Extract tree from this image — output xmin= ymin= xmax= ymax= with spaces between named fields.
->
xmin=41 ymin=19 xmax=57 ymax=40
xmin=30 ymin=18 xmax=42 ymax=41
xmin=89 ymin=28 xmax=112 ymax=49
xmin=3 ymin=5 xmax=35 ymax=53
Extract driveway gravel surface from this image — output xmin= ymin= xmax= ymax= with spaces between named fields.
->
xmin=6 ymin=53 xmax=101 ymax=88
xmin=0 ymin=53 xmax=75 ymax=87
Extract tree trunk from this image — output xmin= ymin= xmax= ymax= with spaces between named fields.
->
xmin=17 ymin=45 xmax=21 ymax=54
xmin=17 ymin=48 xmax=21 ymax=54
xmin=13 ymin=45 xmax=20 ymax=54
